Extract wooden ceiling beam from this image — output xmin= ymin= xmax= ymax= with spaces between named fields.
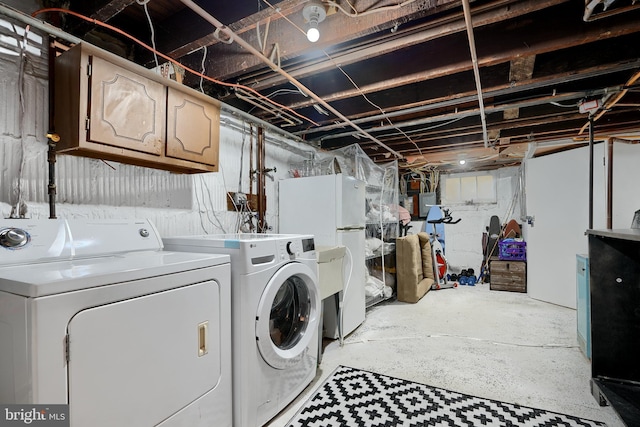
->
xmin=175 ymin=0 xmax=464 ymax=82
xmin=90 ymin=0 xmax=136 ymax=22
xmin=145 ymin=0 xmax=305 ymax=63
xmin=295 ymin=58 xmax=640 ymax=135
xmin=281 ymin=12 xmax=640 ymax=110
xmin=237 ymin=0 xmax=569 ymax=91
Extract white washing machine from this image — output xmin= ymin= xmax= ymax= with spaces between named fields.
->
xmin=0 ymin=219 xmax=232 ymax=427
xmin=162 ymin=234 xmax=320 ymax=427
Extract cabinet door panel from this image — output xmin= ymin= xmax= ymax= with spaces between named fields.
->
xmin=166 ymin=87 xmax=219 ymax=167
xmin=88 ymin=55 xmax=165 ymax=155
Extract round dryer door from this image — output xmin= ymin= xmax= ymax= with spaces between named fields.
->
xmin=255 ymin=262 xmax=320 ymax=370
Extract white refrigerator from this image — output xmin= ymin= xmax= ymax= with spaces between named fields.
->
xmin=279 ymin=174 xmax=366 ymax=339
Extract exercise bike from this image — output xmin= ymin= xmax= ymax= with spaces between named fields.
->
xmin=427 ymin=208 xmax=461 ymax=290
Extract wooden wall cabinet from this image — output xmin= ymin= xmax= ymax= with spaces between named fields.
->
xmin=54 ymin=43 xmax=219 ymax=173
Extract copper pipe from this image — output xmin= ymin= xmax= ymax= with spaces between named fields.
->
xmin=257 ymin=127 xmax=267 ymax=232
xmin=249 ymin=124 xmax=254 ymax=202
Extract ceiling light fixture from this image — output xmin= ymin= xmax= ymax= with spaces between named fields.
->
xmin=302 ymin=1 xmax=327 ymax=43
xmin=459 ymin=159 xmax=467 ymax=165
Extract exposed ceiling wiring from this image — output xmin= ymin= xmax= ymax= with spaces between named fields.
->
xmin=326 ymin=0 xmax=419 ymax=17
xmin=199 ymin=45 xmax=207 ymax=93
xmin=180 ymin=0 xmax=402 ymax=159
xmin=260 ymin=0 xmax=413 ymax=156
xmin=31 ymin=7 xmax=319 ymax=128
xmin=235 ymin=87 xmax=304 ymax=126
xmin=550 ymin=101 xmax=579 ymax=108
xmin=135 ymin=0 xmax=159 ymax=70
xmin=247 ymin=88 xmax=307 ymax=115
xmin=324 ymin=53 xmax=424 ymax=157
xmin=375 ymin=116 xmax=466 ymax=140
xmin=578 ymin=69 xmax=640 ymax=135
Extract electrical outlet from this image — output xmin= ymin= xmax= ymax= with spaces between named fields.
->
xmin=233 ymin=192 xmax=247 ymax=206
xmin=226 ymin=192 xmax=264 ymax=211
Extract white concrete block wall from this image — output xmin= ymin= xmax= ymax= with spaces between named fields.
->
xmin=438 ymin=167 xmax=521 ymax=276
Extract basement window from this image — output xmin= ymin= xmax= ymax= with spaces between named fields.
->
xmin=0 ymin=18 xmax=43 ymax=57
xmin=442 ymin=172 xmax=496 ymax=205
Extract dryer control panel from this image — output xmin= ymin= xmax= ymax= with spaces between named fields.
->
xmin=0 ymin=219 xmax=163 ymax=266
xmin=0 ymin=219 xmax=72 ymax=265
xmin=0 ymin=227 xmax=30 ymax=248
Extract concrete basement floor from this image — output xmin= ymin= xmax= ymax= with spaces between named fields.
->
xmin=267 ymin=284 xmax=624 ymax=427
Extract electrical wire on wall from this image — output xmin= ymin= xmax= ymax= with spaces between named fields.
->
xmin=9 ymin=22 xmax=31 ymax=219
xmin=197 ymin=175 xmax=227 ymax=234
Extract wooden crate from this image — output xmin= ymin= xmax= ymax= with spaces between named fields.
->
xmin=490 ymin=260 xmax=526 ymax=293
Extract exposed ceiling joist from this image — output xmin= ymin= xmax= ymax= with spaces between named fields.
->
xmin=30 ymin=0 xmax=640 ymax=171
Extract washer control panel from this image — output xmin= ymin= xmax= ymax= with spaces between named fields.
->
xmin=276 ymin=236 xmax=315 ymax=260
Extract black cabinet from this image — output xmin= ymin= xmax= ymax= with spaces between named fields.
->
xmin=588 ymin=229 xmax=640 ymax=425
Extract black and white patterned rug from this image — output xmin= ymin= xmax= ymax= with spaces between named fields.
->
xmin=286 ymin=366 xmax=606 ymax=426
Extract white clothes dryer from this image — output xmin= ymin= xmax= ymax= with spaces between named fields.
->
xmin=0 ymin=219 xmax=232 ymax=427
xmin=162 ymin=234 xmax=320 ymax=427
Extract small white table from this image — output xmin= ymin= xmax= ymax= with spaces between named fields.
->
xmin=316 ymin=245 xmax=346 ymax=362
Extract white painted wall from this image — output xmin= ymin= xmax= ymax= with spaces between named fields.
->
xmin=524 ymin=141 xmax=640 ymax=309
xmin=611 ymin=141 xmax=640 ymax=228
xmin=0 ymin=13 xmax=317 ymax=236
xmin=427 ymin=141 xmax=640 ymax=309
xmin=525 ymin=145 xmax=604 ymax=308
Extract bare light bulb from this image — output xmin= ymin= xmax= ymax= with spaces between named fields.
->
xmin=302 ymin=3 xmax=326 ymax=43
xmin=307 ymin=26 xmax=320 ymax=42
xmin=459 ymin=159 xmax=467 ymax=165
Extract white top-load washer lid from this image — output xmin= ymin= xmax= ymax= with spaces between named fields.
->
xmin=164 ymin=233 xmax=314 ymax=247
xmin=0 ymin=219 xmax=230 ymax=297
